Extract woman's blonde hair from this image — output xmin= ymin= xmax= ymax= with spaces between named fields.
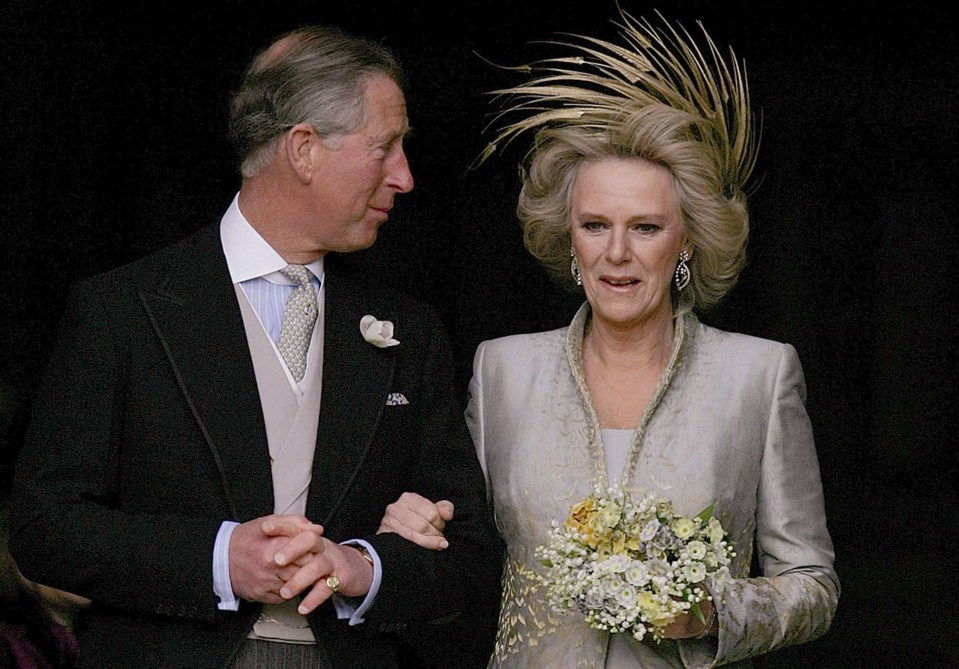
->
xmin=483 ymin=10 xmax=758 ymax=313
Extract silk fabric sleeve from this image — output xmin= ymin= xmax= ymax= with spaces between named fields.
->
xmin=681 ymin=344 xmax=839 ymax=667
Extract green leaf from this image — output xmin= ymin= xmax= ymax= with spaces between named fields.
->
xmin=540 ymin=558 xmax=553 ymax=568
xmin=695 ymin=502 xmax=716 ymax=522
xmin=690 ymin=600 xmax=706 ymax=625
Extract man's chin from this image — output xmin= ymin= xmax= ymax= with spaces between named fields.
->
xmin=332 ymin=232 xmax=379 ymax=254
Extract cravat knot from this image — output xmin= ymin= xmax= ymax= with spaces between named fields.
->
xmin=279 ymin=264 xmax=313 ymax=288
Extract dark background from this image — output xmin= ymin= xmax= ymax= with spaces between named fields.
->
xmin=1 ymin=1 xmax=957 ymax=666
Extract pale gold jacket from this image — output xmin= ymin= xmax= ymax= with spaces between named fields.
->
xmin=466 ymin=304 xmax=839 ymax=668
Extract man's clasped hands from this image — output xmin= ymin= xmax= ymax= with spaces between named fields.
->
xmin=226 ymin=493 xmax=456 ymax=615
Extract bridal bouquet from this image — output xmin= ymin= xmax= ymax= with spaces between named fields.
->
xmin=533 ymin=483 xmax=735 ymax=642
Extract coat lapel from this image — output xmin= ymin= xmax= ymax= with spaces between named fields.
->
xmin=309 ymin=260 xmax=395 ymax=525
xmin=138 ymin=225 xmax=274 ymax=521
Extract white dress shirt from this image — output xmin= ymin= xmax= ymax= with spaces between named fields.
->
xmin=211 ymin=193 xmax=381 ymax=624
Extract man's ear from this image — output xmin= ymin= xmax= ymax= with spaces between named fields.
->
xmin=285 ymin=122 xmax=318 ymax=183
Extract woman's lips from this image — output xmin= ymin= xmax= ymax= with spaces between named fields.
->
xmin=601 ymin=277 xmax=640 ymax=289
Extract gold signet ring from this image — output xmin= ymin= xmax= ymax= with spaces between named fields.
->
xmin=325 ymin=575 xmax=341 ymax=592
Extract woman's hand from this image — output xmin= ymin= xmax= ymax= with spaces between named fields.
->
xmin=660 ymin=596 xmax=716 ymax=639
xmin=378 ymin=492 xmax=453 ymax=550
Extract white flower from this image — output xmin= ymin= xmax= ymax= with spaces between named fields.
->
xmin=604 ymin=575 xmax=625 ymax=596
xmin=646 ymin=557 xmax=670 ymax=577
xmin=586 ymin=584 xmax=606 ymax=608
xmin=685 ymin=562 xmax=707 ymax=583
xmin=616 ymin=584 xmax=638 ymax=608
xmin=531 ymin=482 xmax=735 ymax=645
xmin=640 ymin=519 xmax=660 ymax=543
xmin=706 ymin=518 xmax=726 ymax=544
xmin=624 ymin=560 xmax=650 ymax=587
xmin=598 ymin=554 xmax=629 ymax=574
xmin=672 ymin=517 xmax=696 ymax=540
xmin=360 ymin=315 xmax=400 ymax=348
xmin=686 ymin=540 xmax=707 ymax=560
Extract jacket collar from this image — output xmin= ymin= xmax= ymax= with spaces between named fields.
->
xmin=564 ymin=302 xmax=690 ymax=487
xmin=137 ymin=228 xmax=397 ymax=526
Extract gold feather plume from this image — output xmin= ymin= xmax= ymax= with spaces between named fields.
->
xmin=475 ymin=8 xmax=758 ymax=192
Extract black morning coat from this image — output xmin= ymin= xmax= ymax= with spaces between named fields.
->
xmin=10 ymin=223 xmax=502 ymax=668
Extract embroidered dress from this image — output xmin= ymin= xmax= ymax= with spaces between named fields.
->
xmin=466 ymin=303 xmax=838 ymax=668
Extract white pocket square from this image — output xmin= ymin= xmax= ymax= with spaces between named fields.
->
xmin=386 ymin=392 xmax=409 ymax=406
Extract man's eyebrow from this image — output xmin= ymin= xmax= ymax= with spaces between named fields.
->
xmin=373 ymin=126 xmax=413 ymax=146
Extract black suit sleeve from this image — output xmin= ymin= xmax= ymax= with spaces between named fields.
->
xmin=359 ymin=306 xmax=502 ymax=667
xmin=9 ymin=280 xmax=223 ymax=623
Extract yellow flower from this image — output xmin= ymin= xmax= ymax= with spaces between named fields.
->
xmin=598 ymin=502 xmax=621 ymax=529
xmin=638 ymin=592 xmax=675 ymax=627
xmin=588 ymin=525 xmax=612 ymax=552
xmin=597 ymin=531 xmax=628 ymax=557
xmin=565 ymin=498 xmax=598 ymax=536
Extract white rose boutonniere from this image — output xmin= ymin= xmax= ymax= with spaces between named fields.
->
xmin=360 ymin=315 xmax=400 ymax=348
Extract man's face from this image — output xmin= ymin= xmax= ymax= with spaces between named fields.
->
xmin=307 ymin=74 xmax=413 ymax=253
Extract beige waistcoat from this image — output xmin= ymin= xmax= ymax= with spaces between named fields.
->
xmin=235 ymin=285 xmax=324 ymax=644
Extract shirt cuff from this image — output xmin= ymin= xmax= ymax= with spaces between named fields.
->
xmin=213 ymin=521 xmax=240 ymax=611
xmin=333 ymin=539 xmax=381 ymax=625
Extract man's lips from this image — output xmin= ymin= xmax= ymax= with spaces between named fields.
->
xmin=369 ymin=206 xmax=391 ymax=221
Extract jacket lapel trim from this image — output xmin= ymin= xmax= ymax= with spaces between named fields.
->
xmin=138 ymin=225 xmax=274 ymax=521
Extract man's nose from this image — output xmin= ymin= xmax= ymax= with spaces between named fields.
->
xmin=387 ymin=149 xmax=414 ymax=193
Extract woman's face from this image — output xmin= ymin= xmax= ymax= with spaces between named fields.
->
xmin=569 ymin=158 xmax=687 ymax=332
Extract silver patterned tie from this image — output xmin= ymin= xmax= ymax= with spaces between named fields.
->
xmin=277 ymin=264 xmax=318 ymax=382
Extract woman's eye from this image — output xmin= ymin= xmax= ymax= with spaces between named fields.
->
xmin=582 ymin=221 xmax=605 ymax=231
xmin=634 ymin=224 xmax=660 ymax=233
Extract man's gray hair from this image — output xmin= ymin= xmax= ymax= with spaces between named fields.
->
xmin=229 ymin=25 xmax=405 ymax=177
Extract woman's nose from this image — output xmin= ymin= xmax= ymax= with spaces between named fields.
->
xmin=605 ymin=228 xmax=630 ymax=263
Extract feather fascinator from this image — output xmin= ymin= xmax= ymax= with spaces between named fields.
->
xmin=477 ymin=8 xmax=759 ymax=196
